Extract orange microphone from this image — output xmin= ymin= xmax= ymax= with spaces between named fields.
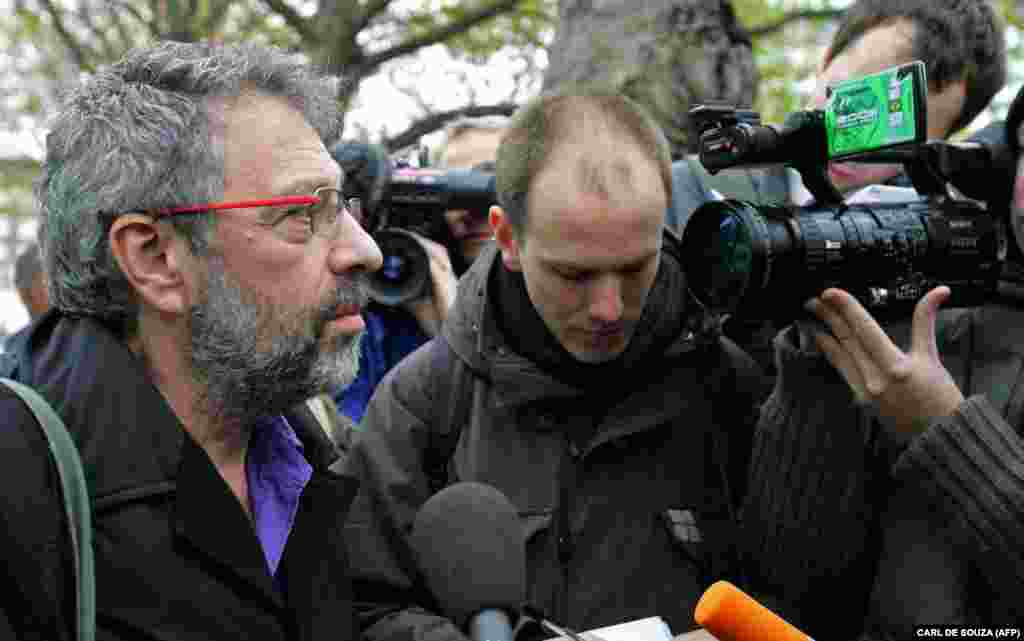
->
xmin=694 ymin=581 xmax=814 ymax=641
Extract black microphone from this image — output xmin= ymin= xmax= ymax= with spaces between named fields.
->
xmin=410 ymin=482 xmax=526 ymax=641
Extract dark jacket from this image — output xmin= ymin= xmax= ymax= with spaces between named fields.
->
xmin=0 ymin=311 xmax=361 ymax=641
xmin=333 ymin=304 xmax=429 ymax=424
xmin=344 ymin=241 xmax=766 ymax=640
xmin=744 ymin=302 xmax=1024 ymax=640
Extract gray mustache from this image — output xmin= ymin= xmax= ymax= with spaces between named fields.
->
xmin=314 ymin=277 xmax=371 ymax=324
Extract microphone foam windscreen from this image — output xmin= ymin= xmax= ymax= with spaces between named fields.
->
xmin=695 ymin=581 xmax=813 ymax=641
xmin=410 ymin=482 xmax=526 ymax=626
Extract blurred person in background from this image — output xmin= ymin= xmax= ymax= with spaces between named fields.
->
xmin=332 ymin=115 xmax=508 ymax=424
xmin=13 ymin=242 xmax=49 ymax=321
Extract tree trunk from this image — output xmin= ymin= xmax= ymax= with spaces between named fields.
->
xmin=542 ymin=0 xmax=757 ymax=157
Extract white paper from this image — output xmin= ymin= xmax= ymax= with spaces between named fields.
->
xmin=844 ymin=184 xmax=921 ymax=204
xmin=572 ymin=616 xmax=674 ymax=641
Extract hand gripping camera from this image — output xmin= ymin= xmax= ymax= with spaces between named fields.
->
xmin=332 ymin=141 xmax=497 ymax=306
xmin=681 ymin=61 xmax=1017 ymax=323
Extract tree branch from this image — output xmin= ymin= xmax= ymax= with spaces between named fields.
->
xmin=355 ymin=0 xmax=395 ymax=32
xmin=207 ymin=0 xmax=235 ymax=33
xmin=106 ymin=3 xmax=144 ymax=50
xmin=388 ymin=66 xmax=433 ymax=113
xmin=383 ymin=102 xmax=518 ymax=152
xmin=261 ymin=0 xmax=318 ymax=42
xmin=114 ymin=0 xmax=160 ymax=38
xmin=76 ymin=3 xmax=117 ymax=61
xmin=39 ymin=0 xmax=96 ymax=72
xmin=360 ymin=0 xmax=521 ymax=73
xmin=748 ymin=8 xmax=843 ymax=39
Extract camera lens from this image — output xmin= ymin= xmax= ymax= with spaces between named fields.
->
xmin=681 ymin=198 xmax=1004 ymax=322
xmin=367 ymin=229 xmax=431 ymax=306
xmin=381 ymin=253 xmax=409 ymax=283
xmin=682 ymin=201 xmax=763 ymax=312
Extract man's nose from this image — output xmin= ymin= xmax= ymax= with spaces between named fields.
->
xmin=329 ymin=214 xmax=384 ymax=276
xmin=588 ymin=275 xmax=624 ymax=324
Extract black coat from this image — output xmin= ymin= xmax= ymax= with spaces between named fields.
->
xmin=0 ymin=311 xmax=360 ymax=641
xmin=344 ymin=243 xmax=767 ymax=639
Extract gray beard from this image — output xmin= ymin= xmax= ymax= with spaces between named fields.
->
xmin=187 ymin=260 xmax=366 ymax=427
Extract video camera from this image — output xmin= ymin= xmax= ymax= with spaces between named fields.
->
xmin=332 ymin=141 xmax=497 ymax=306
xmin=681 ymin=61 xmax=1017 ymax=323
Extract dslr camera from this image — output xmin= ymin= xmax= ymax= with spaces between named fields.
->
xmin=681 ymin=61 xmax=1016 ymax=323
xmin=333 ymin=141 xmax=497 ymax=306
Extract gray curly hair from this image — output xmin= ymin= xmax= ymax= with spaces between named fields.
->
xmin=36 ymin=40 xmax=343 ymax=333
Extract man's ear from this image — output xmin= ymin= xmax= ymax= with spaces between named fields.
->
xmin=928 ymin=78 xmax=968 ymax=139
xmin=108 ymin=215 xmax=194 ymax=316
xmin=489 ymin=205 xmax=522 ymax=271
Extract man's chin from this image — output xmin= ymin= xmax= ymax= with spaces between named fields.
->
xmin=315 ymin=331 xmax=363 ymax=389
xmin=568 ymin=338 xmax=629 ymax=364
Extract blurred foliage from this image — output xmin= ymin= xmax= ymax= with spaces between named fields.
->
xmin=0 ymin=0 xmax=551 ymax=133
xmin=407 ymin=0 xmax=555 ymax=62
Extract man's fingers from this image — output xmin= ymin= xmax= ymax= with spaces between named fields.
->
xmin=910 ymin=286 xmax=950 ymax=359
xmin=819 ymin=288 xmax=905 ymax=369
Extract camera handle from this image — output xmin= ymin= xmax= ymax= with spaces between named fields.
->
xmin=791 ymin=162 xmax=845 ymax=209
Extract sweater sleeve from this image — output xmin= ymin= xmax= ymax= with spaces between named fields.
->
xmin=893 ymin=394 xmax=1024 ymax=591
xmin=743 ymin=324 xmax=887 ymax=639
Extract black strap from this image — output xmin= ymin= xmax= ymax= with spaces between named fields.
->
xmin=0 ymin=378 xmax=95 ymax=641
xmin=693 ymin=334 xmax=759 ymax=589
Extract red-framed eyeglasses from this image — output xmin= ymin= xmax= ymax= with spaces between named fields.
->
xmin=151 ymin=186 xmax=362 ymax=243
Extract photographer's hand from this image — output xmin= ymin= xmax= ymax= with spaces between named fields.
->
xmin=402 ymin=232 xmax=458 ymax=338
xmin=805 ymin=286 xmax=964 ymax=440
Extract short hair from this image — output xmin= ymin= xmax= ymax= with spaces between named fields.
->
xmin=495 ymin=88 xmax=673 ymax=237
xmin=13 ymin=242 xmax=43 ymax=300
xmin=435 ymin=115 xmax=510 ymax=166
xmin=35 ymin=41 xmax=342 ymax=333
xmin=825 ymin=0 xmax=1006 ymax=135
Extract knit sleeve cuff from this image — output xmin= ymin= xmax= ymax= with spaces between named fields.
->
xmin=764 ymin=324 xmax=858 ymax=418
xmin=894 ymin=394 xmax=1024 ymax=566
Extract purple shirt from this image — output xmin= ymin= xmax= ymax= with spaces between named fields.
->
xmin=246 ymin=414 xmax=313 ymax=576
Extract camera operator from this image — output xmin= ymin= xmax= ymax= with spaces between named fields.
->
xmin=716 ymin=0 xmax=1008 ymax=386
xmin=740 ymin=97 xmax=1024 ymax=640
xmin=331 ymin=116 xmax=507 ymax=423
xmin=800 ymin=0 xmax=1006 ymax=201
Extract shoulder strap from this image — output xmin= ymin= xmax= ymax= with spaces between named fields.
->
xmin=693 ymin=335 xmax=760 ymax=589
xmin=425 ymin=336 xmax=473 ymax=494
xmin=0 ymin=379 xmax=95 ymax=641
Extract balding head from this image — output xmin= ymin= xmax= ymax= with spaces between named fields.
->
xmin=495 ymin=89 xmax=672 ymax=240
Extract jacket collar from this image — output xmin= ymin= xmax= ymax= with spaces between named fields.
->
xmin=13 ymin=312 xmax=357 ymax=612
xmin=442 ymin=230 xmax=704 ymax=408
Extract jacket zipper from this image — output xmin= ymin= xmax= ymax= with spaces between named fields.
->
xmin=556 ymin=433 xmax=577 ymax=623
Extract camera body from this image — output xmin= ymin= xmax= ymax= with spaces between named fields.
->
xmin=333 ymin=141 xmax=497 ymax=306
xmin=365 ymin=166 xmax=496 ymax=306
xmin=680 ymin=61 xmax=1015 ymax=323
